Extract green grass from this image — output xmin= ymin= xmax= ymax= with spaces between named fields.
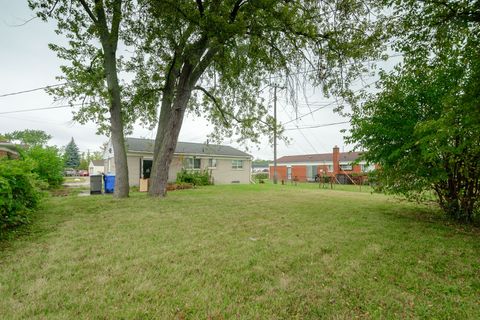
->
xmin=1 ymin=184 xmax=479 ymax=319
xmin=63 ymin=177 xmax=87 ymax=183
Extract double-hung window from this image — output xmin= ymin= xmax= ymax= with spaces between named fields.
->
xmin=208 ymin=158 xmax=217 ymax=168
xmin=184 ymin=157 xmax=201 ymax=169
xmin=232 ymin=159 xmax=243 ymax=169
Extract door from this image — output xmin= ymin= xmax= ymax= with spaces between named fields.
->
xmin=143 ymin=160 xmax=152 ymax=179
xmin=287 ymin=167 xmax=292 ymax=180
xmin=306 ymin=165 xmax=318 ymax=181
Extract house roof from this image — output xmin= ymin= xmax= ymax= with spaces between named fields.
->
xmin=90 ymin=160 xmax=104 ymax=166
xmin=125 ymin=137 xmax=251 ymax=158
xmin=277 ymin=151 xmax=363 ymax=163
xmin=0 ymin=142 xmax=19 ymax=156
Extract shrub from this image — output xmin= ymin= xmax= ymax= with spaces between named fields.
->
xmin=24 ymin=146 xmax=64 ymax=189
xmin=0 ymin=159 xmax=42 ymax=231
xmin=253 ymin=172 xmax=269 ymax=181
xmin=176 ymin=169 xmax=212 ymax=186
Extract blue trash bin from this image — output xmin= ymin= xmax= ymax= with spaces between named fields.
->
xmin=104 ymin=174 xmax=115 ymax=193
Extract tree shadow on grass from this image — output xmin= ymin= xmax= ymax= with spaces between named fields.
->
xmin=379 ymin=198 xmax=480 ymax=237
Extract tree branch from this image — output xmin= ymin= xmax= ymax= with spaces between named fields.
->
xmin=230 ymin=0 xmax=247 ymax=23
xmin=193 ymin=86 xmax=273 ymax=130
xmin=194 ymin=85 xmax=230 ymax=127
xmin=78 ymin=0 xmax=98 ymax=24
xmin=110 ymin=0 xmax=122 ymax=49
xmin=196 ymin=0 xmax=204 ymax=17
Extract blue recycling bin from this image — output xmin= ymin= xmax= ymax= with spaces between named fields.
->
xmin=104 ymin=174 xmax=115 ymax=194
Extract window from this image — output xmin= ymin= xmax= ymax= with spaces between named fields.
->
xmin=184 ymin=157 xmax=201 ymax=169
xmin=361 ymin=164 xmax=375 ymax=172
xmin=340 ymin=164 xmax=353 ymax=171
xmin=232 ymin=159 xmax=243 ymax=169
xmin=327 ymin=165 xmax=333 ymax=172
xmin=208 ymin=158 xmax=217 ymax=168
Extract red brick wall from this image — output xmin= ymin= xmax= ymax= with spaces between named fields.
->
xmin=292 ymin=166 xmax=307 ymax=182
xmin=352 ymin=164 xmax=362 ymax=174
xmin=270 ymin=165 xmax=288 ymax=181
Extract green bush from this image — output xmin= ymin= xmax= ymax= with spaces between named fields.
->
xmin=176 ymin=169 xmax=212 ymax=186
xmin=253 ymin=172 xmax=269 ymax=180
xmin=24 ymin=146 xmax=64 ymax=189
xmin=0 ymin=159 xmax=42 ymax=231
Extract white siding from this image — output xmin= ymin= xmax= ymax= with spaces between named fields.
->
xmin=110 ymin=152 xmax=251 ymax=187
xmin=127 ymin=156 xmax=141 ymax=186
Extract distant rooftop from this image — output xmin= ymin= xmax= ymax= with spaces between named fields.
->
xmin=277 ymin=151 xmax=363 ymax=163
xmin=125 ymin=137 xmax=251 ymax=158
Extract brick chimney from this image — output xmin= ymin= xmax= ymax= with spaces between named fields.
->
xmin=332 ymin=145 xmax=340 ymax=174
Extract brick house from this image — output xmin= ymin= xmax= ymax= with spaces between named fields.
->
xmin=0 ymin=142 xmax=19 ymax=159
xmin=269 ymin=146 xmax=375 ymax=184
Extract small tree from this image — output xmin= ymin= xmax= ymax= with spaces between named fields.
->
xmin=64 ymin=138 xmax=80 ymax=168
xmin=348 ymin=48 xmax=480 ymax=222
xmin=24 ymin=146 xmax=65 ymax=189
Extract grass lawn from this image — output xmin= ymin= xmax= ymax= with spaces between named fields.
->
xmin=0 ymin=184 xmax=479 ymax=319
xmin=63 ymin=176 xmax=88 ymax=183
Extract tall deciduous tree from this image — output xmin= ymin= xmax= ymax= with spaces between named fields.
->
xmin=29 ymin=0 xmax=132 ymax=198
xmin=64 ymin=137 xmax=81 ymax=168
xmin=127 ymin=0 xmax=384 ymax=196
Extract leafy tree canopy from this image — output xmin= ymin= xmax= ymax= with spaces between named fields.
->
xmin=348 ymin=0 xmax=480 ymax=222
xmin=128 ymin=0 xmax=385 ymax=143
xmin=3 ymin=130 xmax=52 ymax=147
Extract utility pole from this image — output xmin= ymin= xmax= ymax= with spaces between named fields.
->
xmin=273 ymin=85 xmax=278 ymax=184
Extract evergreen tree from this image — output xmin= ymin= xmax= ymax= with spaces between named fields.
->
xmin=64 ymin=138 xmax=80 ymax=168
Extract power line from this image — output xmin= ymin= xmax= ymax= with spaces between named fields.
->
xmin=0 ymin=104 xmax=80 ymax=115
xmin=282 ymin=79 xmax=381 ymax=125
xmin=278 ymin=99 xmax=323 ymax=153
xmin=268 ymin=53 xmax=403 ymax=80
xmin=284 ymin=121 xmax=349 ymax=131
xmin=0 ymin=83 xmax=67 ymax=98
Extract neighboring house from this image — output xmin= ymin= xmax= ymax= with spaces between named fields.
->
xmin=252 ymin=160 xmax=270 ymax=173
xmin=103 ymin=137 xmax=252 ymax=186
xmin=269 ymin=146 xmax=376 ymax=183
xmin=89 ymin=160 xmax=105 ymax=175
xmin=0 ymin=142 xmax=19 ymax=159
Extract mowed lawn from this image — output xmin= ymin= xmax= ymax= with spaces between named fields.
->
xmin=0 ymin=184 xmax=479 ymax=319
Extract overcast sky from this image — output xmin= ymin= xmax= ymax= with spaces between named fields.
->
xmin=0 ymin=1 xmax=398 ymax=160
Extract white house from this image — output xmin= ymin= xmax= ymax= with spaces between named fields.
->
xmin=103 ymin=137 xmax=253 ymax=186
xmin=89 ymin=160 xmax=105 ymax=175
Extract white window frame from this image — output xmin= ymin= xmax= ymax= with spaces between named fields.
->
xmin=232 ymin=159 xmax=243 ymax=170
xmin=208 ymin=158 xmax=217 ymax=169
xmin=340 ymin=164 xmax=353 ymax=171
xmin=184 ymin=157 xmax=201 ymax=170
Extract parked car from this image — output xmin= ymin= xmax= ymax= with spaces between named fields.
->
xmin=78 ymin=170 xmax=89 ymax=176
xmin=64 ymin=168 xmax=77 ymax=176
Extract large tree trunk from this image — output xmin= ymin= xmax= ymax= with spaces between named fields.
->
xmin=148 ymin=87 xmax=192 ymax=197
xmin=96 ymin=0 xmax=129 ymax=198
xmin=148 ymin=47 xmax=217 ymax=197
xmin=105 ymin=56 xmax=129 ymax=197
